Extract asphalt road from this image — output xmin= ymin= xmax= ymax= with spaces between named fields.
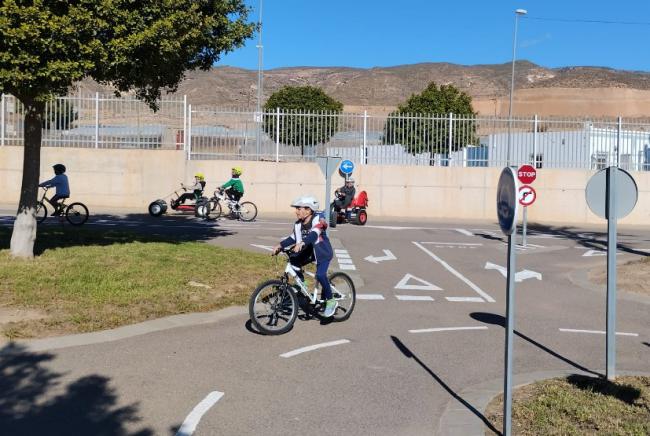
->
xmin=1 ymin=210 xmax=649 ymax=435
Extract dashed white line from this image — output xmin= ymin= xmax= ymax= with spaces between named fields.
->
xmin=412 ymin=241 xmax=496 ymax=303
xmin=280 ymin=339 xmax=351 ymax=358
xmin=339 ymin=264 xmax=357 ymax=271
xmin=422 ymin=242 xmax=482 ymax=246
xmin=337 ymin=258 xmax=354 ymax=264
xmin=336 ymin=253 xmax=351 ymax=259
xmin=357 ymin=294 xmax=385 ymax=300
xmin=559 ymin=328 xmax=639 ymax=337
xmin=455 ymin=228 xmax=473 ymax=236
xmin=445 ymin=297 xmax=485 ymax=302
xmin=409 ymin=326 xmax=488 ymax=334
xmin=396 ymin=295 xmax=434 ymax=301
xmin=175 ymin=391 xmax=224 ymax=436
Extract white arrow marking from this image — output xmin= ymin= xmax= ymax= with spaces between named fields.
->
xmin=364 ymin=249 xmax=397 ymax=264
xmin=582 ymin=249 xmax=606 ymax=257
xmin=250 ymin=244 xmax=274 ymax=252
xmin=394 ymin=273 xmax=442 ymax=291
xmin=176 ymin=391 xmax=224 ymax=436
xmin=484 ymin=262 xmax=542 ymax=282
xmin=280 ymin=339 xmax=351 ymax=358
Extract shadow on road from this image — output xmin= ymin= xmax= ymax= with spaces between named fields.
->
xmin=643 ymin=342 xmax=650 ymax=348
xmin=567 ymin=374 xmax=641 ymax=405
xmin=390 ymin=335 xmax=501 ymax=435
xmin=470 ymin=312 xmax=602 ymax=378
xmin=0 ymin=343 xmax=153 ymax=435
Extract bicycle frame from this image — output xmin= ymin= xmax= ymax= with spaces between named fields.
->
xmin=281 ymin=258 xmax=349 ymax=305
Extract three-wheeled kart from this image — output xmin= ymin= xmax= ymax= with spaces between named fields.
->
xmin=148 ymin=187 xmax=211 ymax=218
xmin=329 ymin=191 xmax=368 ymax=228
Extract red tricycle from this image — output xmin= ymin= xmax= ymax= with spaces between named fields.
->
xmin=329 ymin=191 xmax=368 ymax=228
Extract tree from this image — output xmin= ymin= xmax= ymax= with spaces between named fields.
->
xmin=263 ymin=86 xmax=343 ymax=155
xmin=382 ymin=82 xmax=477 ymax=160
xmin=0 ymin=0 xmax=255 ymax=258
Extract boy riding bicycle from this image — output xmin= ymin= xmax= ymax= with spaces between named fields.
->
xmin=272 ymin=195 xmax=337 ymax=318
xmin=39 ymin=163 xmax=70 ymax=215
xmin=219 ymin=166 xmax=245 ymax=202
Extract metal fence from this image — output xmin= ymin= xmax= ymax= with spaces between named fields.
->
xmin=3 ymin=92 xmax=650 ymax=171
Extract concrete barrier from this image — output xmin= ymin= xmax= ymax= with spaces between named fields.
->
xmin=2 ymin=146 xmax=649 ymax=225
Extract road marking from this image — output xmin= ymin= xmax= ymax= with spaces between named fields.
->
xmin=559 ymin=328 xmax=638 ymax=337
xmin=445 ymin=297 xmax=485 ymax=302
xmin=335 ymin=249 xmax=358 ymax=271
xmin=336 ymin=253 xmax=351 ymax=259
xmin=484 ymin=262 xmax=542 ymax=282
xmin=357 ymin=294 xmax=385 ymax=300
xmin=337 ymin=258 xmax=354 ymax=264
xmin=339 ymin=264 xmax=356 ymax=270
xmin=396 ymin=295 xmax=434 ymax=301
xmin=394 ymin=273 xmax=442 ymax=291
xmin=280 ymin=339 xmax=351 ymax=358
xmin=455 ymin=228 xmax=473 ymax=236
xmin=409 ymin=326 xmax=488 ymax=334
xmin=175 ymin=391 xmax=224 ymax=436
xmin=582 ymin=249 xmax=606 ymax=257
xmin=335 ymin=249 xmax=349 ymax=254
xmin=421 ymin=242 xmax=482 ymax=246
xmin=364 ymin=249 xmax=397 ymax=264
xmin=413 ymin=242 xmax=496 ymax=303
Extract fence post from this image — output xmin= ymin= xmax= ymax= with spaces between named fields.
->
xmin=275 ymin=107 xmax=280 ymax=162
xmin=94 ymin=92 xmax=99 ymax=148
xmin=616 ymin=116 xmax=622 ymax=167
xmin=448 ymin=112 xmax=453 ymax=166
xmin=183 ymin=95 xmax=187 ymax=152
xmin=362 ymin=110 xmax=368 ymax=165
xmin=187 ymin=104 xmax=192 ymax=160
xmin=532 ymin=114 xmax=538 ymax=166
xmin=1 ymin=93 xmax=5 ymax=147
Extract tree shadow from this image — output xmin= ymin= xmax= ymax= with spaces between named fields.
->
xmin=0 ymin=343 xmax=153 ymax=435
xmin=470 ymin=312 xmax=602 ymax=378
xmin=390 ymin=335 xmax=501 ymax=435
xmin=0 ymin=212 xmax=235 ymax=255
xmin=566 ymin=374 xmax=642 ymax=406
xmin=643 ymin=342 xmax=650 ymax=348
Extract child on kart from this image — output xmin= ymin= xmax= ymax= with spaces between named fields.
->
xmin=38 ymin=163 xmax=70 ymax=216
xmin=176 ymin=172 xmax=206 ymax=205
xmin=272 ymin=195 xmax=338 ymax=318
xmin=219 ymin=166 xmax=245 ymax=202
xmin=333 ymin=177 xmax=356 ymax=219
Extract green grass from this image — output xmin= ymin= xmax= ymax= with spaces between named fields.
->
xmin=0 ymin=226 xmax=277 ymax=338
xmin=485 ymin=375 xmax=650 ymax=435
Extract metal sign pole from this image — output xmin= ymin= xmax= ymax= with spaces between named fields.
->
xmin=522 ymin=207 xmax=527 ymax=248
xmin=606 ymin=166 xmax=618 ymax=380
xmin=324 ymin=158 xmax=333 ymax=215
xmin=503 ymin=233 xmax=516 ymax=436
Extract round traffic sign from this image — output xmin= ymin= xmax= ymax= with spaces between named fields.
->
xmin=497 ymin=167 xmax=519 ymax=236
xmin=517 ymin=164 xmax=537 ymax=184
xmin=518 ymin=185 xmax=536 ymax=206
xmin=339 ymin=159 xmax=355 ymax=175
xmin=585 ymin=167 xmax=638 ymax=220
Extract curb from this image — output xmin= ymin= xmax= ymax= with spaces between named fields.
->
xmin=437 ymin=369 xmax=650 ymax=435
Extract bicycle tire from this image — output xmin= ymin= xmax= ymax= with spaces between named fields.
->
xmin=249 ymin=280 xmax=298 ymax=335
xmin=65 ymin=202 xmax=89 ymax=226
xmin=238 ymin=201 xmax=258 ymax=222
xmin=328 ymin=272 xmax=356 ymax=322
xmin=35 ymin=202 xmax=48 ymax=223
xmin=209 ymin=199 xmax=222 ymax=218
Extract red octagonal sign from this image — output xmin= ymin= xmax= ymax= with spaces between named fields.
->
xmin=517 ymin=164 xmax=537 ymax=184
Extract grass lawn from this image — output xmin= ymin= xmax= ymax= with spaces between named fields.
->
xmin=485 ymin=375 xmax=650 ymax=435
xmin=0 ymin=226 xmax=277 ymax=339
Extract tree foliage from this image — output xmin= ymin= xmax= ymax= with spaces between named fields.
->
xmin=263 ymin=86 xmax=343 ymax=154
xmin=382 ymin=82 xmax=477 ymax=158
xmin=0 ymin=0 xmax=255 ymax=257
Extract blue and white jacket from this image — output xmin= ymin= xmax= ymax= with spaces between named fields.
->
xmin=280 ymin=212 xmax=333 ymax=262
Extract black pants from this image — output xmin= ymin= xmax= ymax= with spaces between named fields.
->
xmin=47 ymin=195 xmax=68 ymax=211
xmin=177 ymin=193 xmax=196 ymax=204
xmin=226 ymin=189 xmax=243 ymax=202
xmin=333 ymin=198 xmax=351 ymax=211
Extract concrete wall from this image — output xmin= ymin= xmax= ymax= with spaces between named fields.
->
xmin=2 ymin=146 xmax=649 ymax=225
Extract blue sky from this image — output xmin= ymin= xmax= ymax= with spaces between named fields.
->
xmin=218 ymin=0 xmax=650 ymax=72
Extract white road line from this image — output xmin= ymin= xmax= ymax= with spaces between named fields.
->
xmin=339 ymin=264 xmax=357 ymax=270
xmin=175 ymin=391 xmax=224 ymax=436
xmin=357 ymin=294 xmax=385 ymax=300
xmin=421 ymin=242 xmax=483 ymax=246
xmin=412 ymin=241 xmax=496 ymax=303
xmin=455 ymin=228 xmax=473 ymax=236
xmin=337 ymin=258 xmax=354 ymax=264
xmin=559 ymin=328 xmax=639 ymax=337
xmin=280 ymin=339 xmax=351 ymax=358
xmin=445 ymin=297 xmax=485 ymax=302
xmin=409 ymin=326 xmax=488 ymax=334
xmin=335 ymin=249 xmax=349 ymax=254
xmin=396 ymin=295 xmax=434 ymax=301
xmin=336 ymin=253 xmax=351 ymax=259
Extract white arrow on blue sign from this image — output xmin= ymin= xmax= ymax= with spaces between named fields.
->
xmin=340 ymin=159 xmax=355 ymax=174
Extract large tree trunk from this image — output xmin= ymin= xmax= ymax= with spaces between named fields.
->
xmin=10 ymin=101 xmax=44 ymax=259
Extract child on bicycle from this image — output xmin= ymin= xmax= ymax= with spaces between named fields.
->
xmin=39 ymin=163 xmax=70 ymax=215
xmin=219 ymin=166 xmax=245 ymax=202
xmin=177 ymin=172 xmax=206 ymax=205
xmin=272 ymin=195 xmax=337 ymax=317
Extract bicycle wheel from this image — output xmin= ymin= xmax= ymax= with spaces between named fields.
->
xmin=65 ymin=202 xmax=89 ymax=225
xmin=238 ymin=201 xmax=258 ymax=222
xmin=249 ymin=280 xmax=298 ymax=335
xmin=35 ymin=202 xmax=48 ymax=223
xmin=209 ymin=200 xmax=222 ymax=218
xmin=328 ymin=272 xmax=356 ymax=322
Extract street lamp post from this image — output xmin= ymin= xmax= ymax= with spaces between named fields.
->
xmin=506 ymin=8 xmax=527 ymax=166
xmin=255 ymin=0 xmax=264 ymax=159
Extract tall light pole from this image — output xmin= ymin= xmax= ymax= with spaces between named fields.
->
xmin=255 ymin=0 xmax=264 ymax=159
xmin=506 ymin=8 xmax=527 ymax=166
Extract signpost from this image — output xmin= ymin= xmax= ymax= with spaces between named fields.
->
xmin=585 ymin=167 xmax=638 ymax=380
xmin=316 ymin=156 xmax=342 ymax=215
xmin=517 ymin=165 xmax=537 ymax=247
xmin=497 ymin=167 xmax=519 ymax=436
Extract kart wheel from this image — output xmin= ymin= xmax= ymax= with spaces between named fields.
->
xmin=356 ymin=210 xmax=368 ymax=226
xmin=148 ymin=200 xmax=166 ymax=217
xmin=329 ymin=208 xmax=337 ymax=228
xmin=195 ymin=199 xmax=209 ymax=218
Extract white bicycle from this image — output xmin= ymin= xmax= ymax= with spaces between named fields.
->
xmin=249 ymin=248 xmax=356 ymax=335
xmin=208 ymin=188 xmax=257 ymax=222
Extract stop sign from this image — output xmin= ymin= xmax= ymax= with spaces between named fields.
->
xmin=517 ymin=164 xmax=537 ymax=184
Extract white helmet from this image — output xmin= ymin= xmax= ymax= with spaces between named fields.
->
xmin=291 ymin=195 xmax=320 ymax=211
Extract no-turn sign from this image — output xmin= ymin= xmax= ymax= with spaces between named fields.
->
xmin=517 ymin=164 xmax=537 ymax=184
xmin=518 ymin=185 xmax=537 ymax=206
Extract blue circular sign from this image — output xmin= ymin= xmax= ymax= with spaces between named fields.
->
xmin=340 ymin=160 xmax=355 ymax=175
